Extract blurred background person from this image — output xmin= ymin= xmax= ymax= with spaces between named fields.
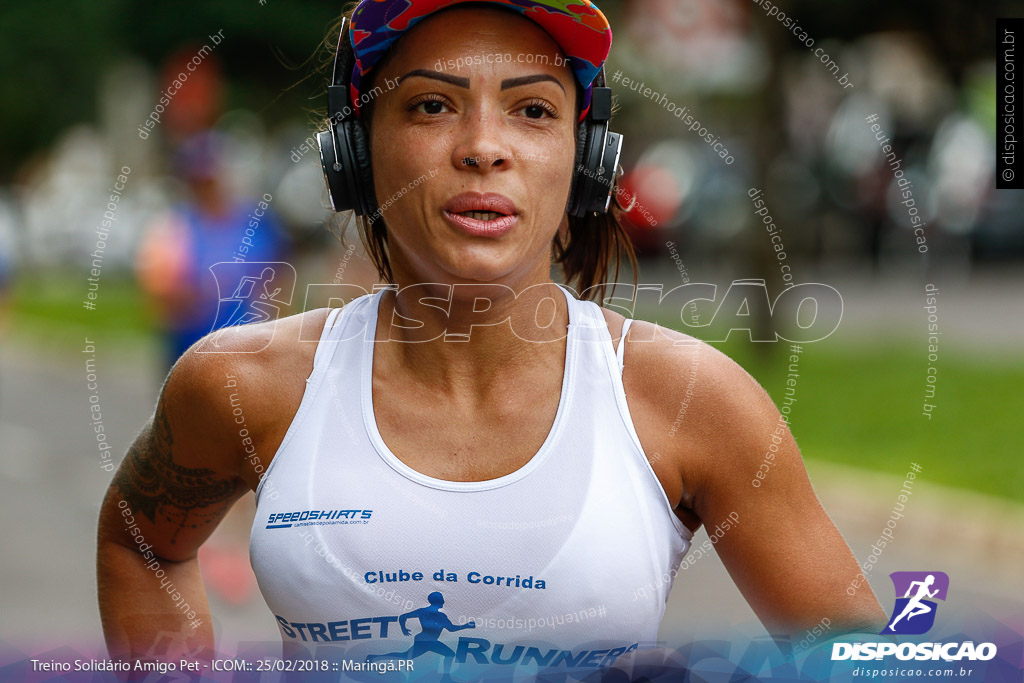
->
xmin=136 ymin=130 xmax=287 ymax=370
xmin=134 ymin=48 xmax=288 ymax=370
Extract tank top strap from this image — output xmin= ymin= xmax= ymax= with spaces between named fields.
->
xmin=253 ymin=296 xmax=368 ymax=504
xmin=616 ymin=318 xmax=635 ymax=373
xmin=310 ymin=305 xmax=347 ymax=371
xmin=560 ymin=288 xmax=621 ymax=373
xmin=309 ymin=290 xmax=381 ymax=374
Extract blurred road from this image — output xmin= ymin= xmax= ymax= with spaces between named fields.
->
xmin=1 ymin=268 xmax=1021 ymax=658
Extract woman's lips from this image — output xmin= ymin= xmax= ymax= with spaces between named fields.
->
xmin=444 ymin=192 xmax=518 ymax=215
xmin=442 ymin=192 xmax=520 ymax=237
xmin=443 ymin=210 xmax=518 ymax=237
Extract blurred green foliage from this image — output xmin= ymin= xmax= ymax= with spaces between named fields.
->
xmin=712 ymin=337 xmax=1023 ymax=504
xmin=7 ymin=270 xmax=151 ymax=340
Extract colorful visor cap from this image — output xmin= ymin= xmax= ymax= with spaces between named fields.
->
xmin=348 ymin=0 xmax=612 ymax=121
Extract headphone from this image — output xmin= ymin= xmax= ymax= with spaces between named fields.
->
xmin=317 ymin=16 xmax=623 ymax=220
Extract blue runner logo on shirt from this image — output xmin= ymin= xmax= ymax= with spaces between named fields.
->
xmin=275 ymin=591 xmax=638 ymax=672
xmin=266 ymin=509 xmax=372 ymax=529
xmin=366 ymin=591 xmax=475 ymax=677
xmin=881 ymin=571 xmax=949 ymax=635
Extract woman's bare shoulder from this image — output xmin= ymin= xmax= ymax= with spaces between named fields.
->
xmin=162 ymin=308 xmax=336 ymax=486
xmin=619 ymin=318 xmax=776 ymax=437
xmin=604 ymin=311 xmax=782 ymax=496
xmin=174 ymin=307 xmax=334 ymax=390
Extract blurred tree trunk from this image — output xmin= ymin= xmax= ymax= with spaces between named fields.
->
xmin=747 ymin=9 xmax=789 ymax=363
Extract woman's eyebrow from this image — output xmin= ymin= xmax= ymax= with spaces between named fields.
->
xmin=399 ymin=69 xmax=471 ymax=88
xmin=397 ymin=69 xmax=566 ymax=95
xmin=500 ymin=74 xmax=566 ymax=94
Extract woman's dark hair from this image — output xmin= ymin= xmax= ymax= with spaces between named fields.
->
xmin=319 ymin=3 xmax=637 ymax=303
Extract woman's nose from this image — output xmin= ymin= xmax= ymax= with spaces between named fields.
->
xmin=451 ymin=109 xmax=514 ymax=173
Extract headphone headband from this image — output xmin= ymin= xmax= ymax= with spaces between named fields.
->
xmin=326 ymin=17 xmax=353 ymax=123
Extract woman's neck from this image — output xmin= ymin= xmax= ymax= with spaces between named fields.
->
xmin=374 ymin=279 xmax=570 ymax=394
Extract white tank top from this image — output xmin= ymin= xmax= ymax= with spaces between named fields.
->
xmin=249 ymin=285 xmax=692 ymax=679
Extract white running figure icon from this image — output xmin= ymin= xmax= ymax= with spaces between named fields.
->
xmin=888 ymin=574 xmax=939 ymax=630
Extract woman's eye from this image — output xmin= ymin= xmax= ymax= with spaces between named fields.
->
xmin=517 ymin=102 xmax=556 ymax=119
xmin=412 ymin=98 xmax=450 ymax=115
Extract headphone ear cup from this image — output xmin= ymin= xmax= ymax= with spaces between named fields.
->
xmin=317 ymin=125 xmax=344 ymax=212
xmin=575 ymin=121 xmax=590 ymax=170
xmin=344 ymin=118 xmax=377 ymax=219
xmin=570 ymin=120 xmax=622 ymax=218
xmin=569 ymin=122 xmax=593 ymax=217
